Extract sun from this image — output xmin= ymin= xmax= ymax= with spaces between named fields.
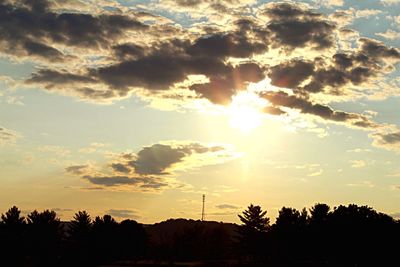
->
xmin=227 ymin=91 xmax=268 ymax=134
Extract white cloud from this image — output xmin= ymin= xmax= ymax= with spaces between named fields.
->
xmin=381 ymin=0 xmax=400 ymax=6
xmin=376 ymin=29 xmax=400 ymax=40
xmin=347 ymin=181 xmax=375 ymax=188
xmin=355 ymin=9 xmax=382 ymax=18
xmin=349 ymin=160 xmax=366 ymax=168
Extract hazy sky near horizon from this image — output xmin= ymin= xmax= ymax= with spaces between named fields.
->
xmin=1 ymin=0 xmax=400 ymax=223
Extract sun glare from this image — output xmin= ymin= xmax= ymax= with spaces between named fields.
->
xmin=227 ymin=91 xmax=268 ymax=134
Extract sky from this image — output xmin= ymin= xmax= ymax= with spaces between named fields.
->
xmin=0 ymin=0 xmax=400 ymax=223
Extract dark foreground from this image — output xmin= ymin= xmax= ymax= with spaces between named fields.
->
xmin=1 ymin=203 xmax=399 ymax=267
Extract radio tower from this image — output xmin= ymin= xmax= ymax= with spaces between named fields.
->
xmin=201 ymin=194 xmax=205 ymax=221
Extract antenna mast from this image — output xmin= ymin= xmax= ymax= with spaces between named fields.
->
xmin=201 ymin=194 xmax=205 ymax=221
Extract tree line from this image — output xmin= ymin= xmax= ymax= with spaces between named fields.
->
xmin=0 ymin=203 xmax=399 ymax=266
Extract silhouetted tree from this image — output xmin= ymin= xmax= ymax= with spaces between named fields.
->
xmin=308 ymin=203 xmax=331 ymax=263
xmin=309 ymin=203 xmax=330 ymax=224
xmin=0 ymin=203 xmax=399 ymax=266
xmin=328 ymin=204 xmax=398 ymax=266
xmin=117 ymin=219 xmax=147 ymax=261
xmin=67 ymin=211 xmax=93 ymax=265
xmin=92 ymin=214 xmax=119 ymax=264
xmin=26 ymin=210 xmax=62 ymax=266
xmin=0 ymin=206 xmax=26 ymax=265
xmin=270 ymin=207 xmax=308 ymax=264
xmin=1 ymin=206 xmax=26 ymax=226
xmin=237 ymin=204 xmax=270 ymax=263
xmin=69 ymin=210 xmax=92 ymax=238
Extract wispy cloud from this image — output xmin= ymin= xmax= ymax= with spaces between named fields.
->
xmin=349 ymin=160 xmax=366 ymax=168
xmin=0 ymin=126 xmax=20 ymax=145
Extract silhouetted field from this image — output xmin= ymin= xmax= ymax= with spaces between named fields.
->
xmin=0 ymin=203 xmax=399 ymax=266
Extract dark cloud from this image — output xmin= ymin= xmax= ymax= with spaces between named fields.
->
xmin=128 ymin=144 xmax=188 ymax=175
xmin=3 ymin=0 xmax=399 ymax=137
xmin=82 ymin=175 xmax=169 ymax=191
xmin=17 ymin=2 xmax=333 ymax=104
xmin=83 ymin=175 xmax=139 ymax=186
xmin=113 ymin=43 xmax=146 ymax=61
xmin=378 ymin=132 xmax=400 ymax=144
xmin=269 ymin=60 xmax=314 ymax=89
xmin=95 ymin=38 xmax=265 ymax=105
xmin=128 ymin=143 xmax=224 ymax=175
xmin=65 ymin=165 xmax=89 ymax=175
xmin=190 ymin=63 xmax=265 ymax=104
xmin=23 ymin=41 xmax=67 ymax=61
xmin=263 ymin=3 xmax=335 ymax=50
xmin=26 ymin=69 xmax=95 ymax=86
xmin=372 ymin=131 xmax=400 ymax=150
xmin=262 ymin=2 xmax=321 ymax=20
xmin=262 ymin=91 xmax=378 ymax=128
xmin=268 ymin=19 xmax=335 ymax=50
xmin=25 ymin=36 xmax=264 ymax=104
xmin=187 ymin=32 xmax=267 ymax=59
xmin=359 ymin=38 xmax=400 ymax=60
xmin=0 ymin=0 xmax=147 ymax=60
xmin=66 ymin=142 xmax=231 ymax=192
xmin=111 ymin=163 xmax=131 ymax=174
xmin=268 ymin=38 xmax=400 ymax=94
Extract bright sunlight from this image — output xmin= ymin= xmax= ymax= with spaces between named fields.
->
xmin=228 ymin=91 xmax=268 ymax=134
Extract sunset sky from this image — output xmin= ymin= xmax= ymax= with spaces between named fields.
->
xmin=1 ymin=0 xmax=400 ymax=223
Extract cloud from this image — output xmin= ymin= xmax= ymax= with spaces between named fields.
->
xmin=355 ymin=9 xmax=382 ymax=18
xmin=110 ymin=163 xmax=131 ymax=174
xmin=0 ymin=0 xmax=148 ymax=61
xmin=215 ymin=204 xmax=240 ymax=210
xmin=18 ymin=2 xmax=338 ymax=105
xmin=78 ymin=142 xmax=107 ymax=153
xmin=346 ymin=148 xmax=371 ymax=153
xmin=308 ymin=169 xmax=323 ymax=177
xmin=262 ymin=2 xmax=335 ymax=50
xmin=268 ymin=59 xmax=315 ymax=89
xmin=66 ymin=141 xmax=237 ymax=192
xmin=321 ymin=0 xmax=344 ymax=7
xmin=376 ymin=30 xmax=400 ymax=40
xmin=381 ymin=0 xmax=400 ymax=5
xmin=2 ymin=0 xmax=400 ymax=148
xmin=372 ymin=131 xmax=400 ymax=151
xmin=27 ymin=38 xmax=266 ymax=104
xmin=0 ymin=126 xmax=19 ymax=145
xmin=126 ymin=143 xmax=227 ymax=175
xmin=261 ymin=91 xmax=378 ymax=129
xmin=65 ymin=164 xmax=90 ymax=175
xmin=346 ymin=181 xmax=374 ymax=188
xmin=349 ymin=160 xmax=366 ymax=168
xmin=159 ymin=0 xmax=256 ymax=18
xmin=82 ymin=175 xmax=169 ymax=191
xmin=267 ymin=38 xmax=400 ymax=95
xmin=106 ymin=209 xmax=140 ymax=219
